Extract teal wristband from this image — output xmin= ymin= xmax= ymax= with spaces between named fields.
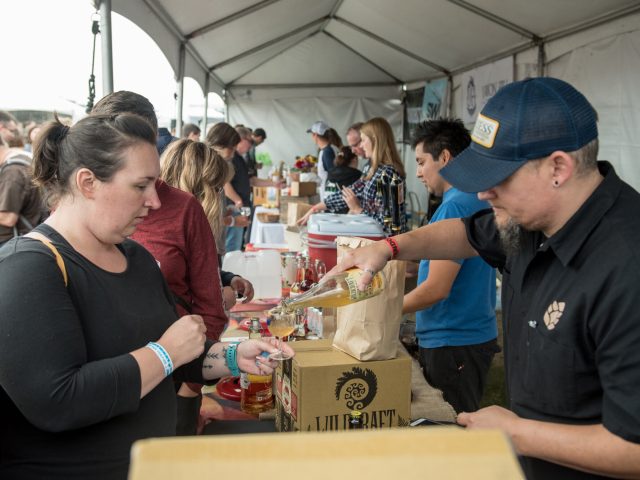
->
xmin=146 ymin=342 xmax=174 ymax=377
xmin=225 ymin=343 xmax=241 ymax=377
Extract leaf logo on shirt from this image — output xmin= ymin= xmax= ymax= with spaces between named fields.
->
xmin=543 ymin=301 xmax=565 ymax=330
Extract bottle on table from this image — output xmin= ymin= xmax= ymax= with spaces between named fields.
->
xmin=290 ymin=255 xmax=315 ymax=297
xmin=291 ymin=308 xmax=307 ymax=340
xmin=348 ymin=410 xmax=364 ymax=429
xmin=283 ymin=267 xmax=385 ymax=310
xmin=240 ymin=318 xmax=275 ymax=414
xmin=389 ymin=173 xmax=404 ymax=235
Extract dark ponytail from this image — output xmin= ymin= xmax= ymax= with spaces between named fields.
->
xmin=32 ymin=115 xmax=68 ymax=190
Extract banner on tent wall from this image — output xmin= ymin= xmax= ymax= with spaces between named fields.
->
xmin=461 ymin=56 xmax=513 ymax=124
xmin=422 ymin=78 xmax=449 ymax=120
xmin=403 ymin=86 xmax=424 ymax=143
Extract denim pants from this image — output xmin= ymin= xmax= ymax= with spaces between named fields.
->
xmin=225 ymin=225 xmax=245 ymax=252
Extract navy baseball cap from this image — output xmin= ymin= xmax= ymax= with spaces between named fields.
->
xmin=440 ymin=77 xmax=598 ymax=193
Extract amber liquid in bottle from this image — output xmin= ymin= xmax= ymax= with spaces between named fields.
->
xmin=240 ymin=318 xmax=274 ymax=414
xmin=284 ymin=268 xmax=385 ymax=309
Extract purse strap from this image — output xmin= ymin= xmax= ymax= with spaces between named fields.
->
xmin=25 ymin=232 xmax=68 ymax=287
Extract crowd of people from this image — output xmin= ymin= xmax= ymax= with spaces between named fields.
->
xmin=1 ymin=75 xmax=640 ymax=480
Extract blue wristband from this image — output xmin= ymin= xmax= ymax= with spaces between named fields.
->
xmin=146 ymin=342 xmax=174 ymax=377
xmin=225 ymin=343 xmax=241 ymax=377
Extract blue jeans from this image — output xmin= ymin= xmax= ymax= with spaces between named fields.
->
xmin=225 ymin=225 xmax=245 ymax=252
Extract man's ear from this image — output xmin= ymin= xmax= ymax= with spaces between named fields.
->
xmin=440 ymin=149 xmax=453 ymax=166
xmin=75 ymin=168 xmax=98 ymax=199
xmin=546 ymin=151 xmax=574 ymax=187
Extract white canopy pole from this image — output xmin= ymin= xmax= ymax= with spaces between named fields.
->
xmin=202 ymin=75 xmax=210 ymax=139
xmin=97 ymin=0 xmax=113 ymax=95
xmin=175 ymin=42 xmax=186 ymax=138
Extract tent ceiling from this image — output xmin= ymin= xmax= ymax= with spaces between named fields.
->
xmin=110 ymin=0 xmax=640 ymax=94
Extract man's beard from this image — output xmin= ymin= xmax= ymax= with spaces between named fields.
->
xmin=497 ymin=217 xmax=526 ymax=257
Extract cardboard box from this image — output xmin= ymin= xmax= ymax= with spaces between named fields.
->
xmin=290 ymin=181 xmax=317 ymax=197
xmin=286 ymin=202 xmax=313 ymax=226
xmin=275 ymin=339 xmax=411 ymax=432
xmin=252 ymin=186 xmax=280 ymax=207
xmin=278 ymin=195 xmax=316 ymax=224
xmin=130 ymin=429 xmax=524 ymax=480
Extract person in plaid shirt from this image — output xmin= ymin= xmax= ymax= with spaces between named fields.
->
xmin=298 ymin=117 xmax=407 ymax=235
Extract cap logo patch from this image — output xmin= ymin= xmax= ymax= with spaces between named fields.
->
xmin=471 ymin=114 xmax=500 ymax=148
xmin=543 ymin=300 xmax=565 ymax=330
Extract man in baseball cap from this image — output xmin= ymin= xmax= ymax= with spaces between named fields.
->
xmin=331 ymin=77 xmax=640 ymax=479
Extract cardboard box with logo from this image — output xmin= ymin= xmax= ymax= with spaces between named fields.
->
xmin=275 ymin=339 xmax=411 ymax=432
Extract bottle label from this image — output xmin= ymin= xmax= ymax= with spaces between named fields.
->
xmin=240 ymin=373 xmax=249 ymax=389
xmin=345 ymin=270 xmax=380 ymax=301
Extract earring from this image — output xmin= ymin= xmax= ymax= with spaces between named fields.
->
xmin=553 ymin=180 xmax=559 ymax=187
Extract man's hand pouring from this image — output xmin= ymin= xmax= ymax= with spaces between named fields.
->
xmin=325 ymin=239 xmax=392 ymax=291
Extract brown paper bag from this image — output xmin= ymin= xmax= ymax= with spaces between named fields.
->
xmin=332 ymin=236 xmax=406 ymax=360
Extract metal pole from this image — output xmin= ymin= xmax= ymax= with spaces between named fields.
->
xmin=98 ymin=0 xmax=114 ymax=95
xmin=537 ymin=42 xmax=546 ymax=77
xmin=202 ymin=75 xmax=210 ymax=140
xmin=175 ymin=42 xmax=186 ymax=138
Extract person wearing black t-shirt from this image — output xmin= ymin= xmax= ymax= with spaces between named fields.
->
xmin=331 ymin=78 xmax=640 ymax=479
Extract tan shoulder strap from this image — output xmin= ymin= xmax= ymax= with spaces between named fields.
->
xmin=25 ymin=232 xmax=68 ymax=287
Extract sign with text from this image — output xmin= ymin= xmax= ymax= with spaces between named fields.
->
xmin=275 ymin=339 xmax=411 ymax=432
xmin=461 ymin=56 xmax=514 ymax=124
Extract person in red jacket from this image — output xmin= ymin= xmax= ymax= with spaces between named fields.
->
xmin=91 ymin=91 xmax=253 ymax=435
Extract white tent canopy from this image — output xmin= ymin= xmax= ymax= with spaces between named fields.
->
xmin=105 ymin=0 xmax=640 ymax=210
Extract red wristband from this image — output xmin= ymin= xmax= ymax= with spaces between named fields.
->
xmin=384 ymin=237 xmax=399 ymax=260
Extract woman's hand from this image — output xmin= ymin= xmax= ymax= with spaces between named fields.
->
xmin=230 ymin=276 xmax=254 ymax=303
xmin=222 ymin=286 xmax=237 ymax=310
xmin=236 ymin=338 xmax=294 ymax=376
xmin=298 ymin=203 xmax=325 ymax=225
xmin=157 ymin=315 xmax=206 ymax=367
xmin=341 ymin=187 xmax=362 ymax=213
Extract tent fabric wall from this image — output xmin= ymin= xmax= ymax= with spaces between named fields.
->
xmin=547 ymin=28 xmax=640 ymax=191
xmin=227 ymin=85 xmax=403 ymax=175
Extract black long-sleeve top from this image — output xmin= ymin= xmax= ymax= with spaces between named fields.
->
xmin=0 ymin=224 xmax=214 ymax=480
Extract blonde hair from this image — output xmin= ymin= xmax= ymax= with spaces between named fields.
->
xmin=160 ymin=139 xmax=234 ymax=241
xmin=360 ymin=117 xmax=405 ymax=180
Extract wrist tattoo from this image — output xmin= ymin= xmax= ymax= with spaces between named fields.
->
xmin=206 ymin=352 xmax=220 ymax=360
xmin=222 ymin=346 xmax=229 ymax=368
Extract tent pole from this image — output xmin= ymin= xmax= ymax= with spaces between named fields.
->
xmin=202 ymin=75 xmax=210 ymax=139
xmin=537 ymin=42 xmax=546 ymax=77
xmin=175 ymin=42 xmax=186 ymax=138
xmin=447 ymin=75 xmax=453 ymax=117
xmin=98 ymin=0 xmax=113 ymax=95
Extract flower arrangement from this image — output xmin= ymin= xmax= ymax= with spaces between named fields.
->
xmin=292 ymin=155 xmax=317 ymax=173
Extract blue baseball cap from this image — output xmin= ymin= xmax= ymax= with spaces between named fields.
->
xmin=440 ymin=77 xmax=598 ymax=193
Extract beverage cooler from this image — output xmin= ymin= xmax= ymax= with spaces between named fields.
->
xmin=306 ymin=213 xmax=385 ymax=270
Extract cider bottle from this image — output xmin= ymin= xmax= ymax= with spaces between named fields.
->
xmin=240 ymin=319 xmax=274 ymax=414
xmin=348 ymin=410 xmax=364 ymax=429
xmin=283 ymin=268 xmax=385 ymax=309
